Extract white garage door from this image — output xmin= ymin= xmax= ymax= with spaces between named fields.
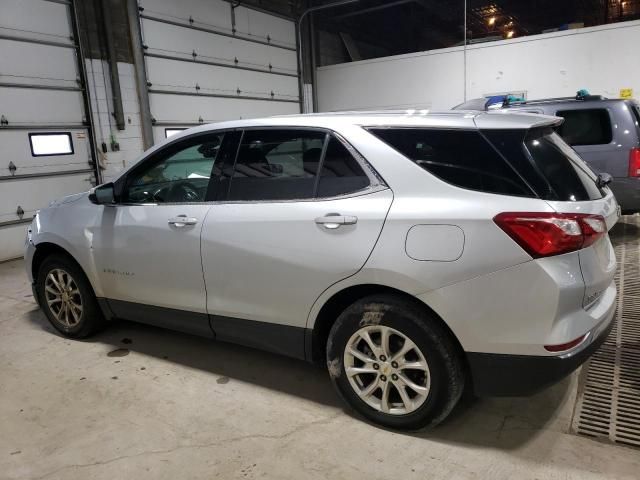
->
xmin=138 ymin=0 xmax=300 ymax=143
xmin=0 ymin=0 xmax=96 ymax=261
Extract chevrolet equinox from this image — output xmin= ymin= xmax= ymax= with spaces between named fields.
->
xmin=26 ymin=111 xmax=618 ymax=430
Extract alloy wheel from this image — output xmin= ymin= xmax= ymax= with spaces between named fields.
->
xmin=343 ymin=325 xmax=431 ymax=415
xmin=44 ymin=268 xmax=83 ymax=328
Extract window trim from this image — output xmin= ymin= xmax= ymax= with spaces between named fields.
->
xmin=555 ymin=108 xmax=614 ymax=146
xmin=28 ymin=132 xmax=74 ymax=157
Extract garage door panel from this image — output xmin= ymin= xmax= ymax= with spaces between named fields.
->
xmin=0 ymin=0 xmax=72 ymax=44
xmin=0 ymin=40 xmax=78 ymax=88
xmin=142 ymin=21 xmax=297 ymax=74
xmin=0 ymin=223 xmax=30 ymax=261
xmin=0 ymin=172 xmax=91 ymax=223
xmin=234 ymin=6 xmax=295 ymax=47
xmin=0 ymin=130 xmax=91 ymax=176
xmin=139 ymin=0 xmax=232 ymax=33
xmin=145 ymin=57 xmax=299 ymax=100
xmin=149 ymin=93 xmax=299 ymax=123
xmin=0 ymin=88 xmax=84 ymax=124
xmin=0 ymin=0 xmax=95 ymax=260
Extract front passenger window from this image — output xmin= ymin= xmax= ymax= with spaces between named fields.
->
xmin=126 ymin=134 xmax=224 ymax=203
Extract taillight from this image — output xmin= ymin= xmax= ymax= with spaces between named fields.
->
xmin=494 ymin=212 xmax=606 ymax=258
xmin=629 ymin=147 xmax=640 ymax=177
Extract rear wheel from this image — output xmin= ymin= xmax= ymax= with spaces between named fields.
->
xmin=326 ymin=294 xmax=464 ymax=430
xmin=36 ymin=254 xmax=104 ymax=338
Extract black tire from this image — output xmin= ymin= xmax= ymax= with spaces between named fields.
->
xmin=326 ymin=294 xmax=464 ymax=430
xmin=36 ymin=254 xmax=105 ymax=338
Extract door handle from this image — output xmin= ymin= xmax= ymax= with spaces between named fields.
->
xmin=168 ymin=215 xmax=198 ymax=227
xmin=314 ymin=214 xmax=358 ymax=229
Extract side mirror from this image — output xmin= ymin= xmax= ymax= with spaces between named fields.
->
xmin=89 ymin=182 xmax=115 ymax=205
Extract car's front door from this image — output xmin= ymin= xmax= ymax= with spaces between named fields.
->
xmin=201 ymin=128 xmax=393 ymax=357
xmin=93 ymin=131 xmax=235 ymax=337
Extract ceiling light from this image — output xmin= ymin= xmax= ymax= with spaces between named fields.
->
xmin=488 ymin=17 xmax=496 ymax=25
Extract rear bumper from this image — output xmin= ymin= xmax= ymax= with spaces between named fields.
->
xmin=466 ymin=309 xmax=615 ymax=396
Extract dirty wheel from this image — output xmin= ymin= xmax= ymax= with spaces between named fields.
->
xmin=326 ymin=294 xmax=464 ymax=430
xmin=36 ymin=254 xmax=105 ymax=338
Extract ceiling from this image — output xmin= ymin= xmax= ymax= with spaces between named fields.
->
xmin=236 ymin=0 xmax=640 ymax=61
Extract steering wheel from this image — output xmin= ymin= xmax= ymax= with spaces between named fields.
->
xmin=166 ymin=181 xmax=200 ymax=202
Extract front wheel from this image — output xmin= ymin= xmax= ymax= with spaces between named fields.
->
xmin=326 ymin=294 xmax=464 ymax=430
xmin=36 ymin=254 xmax=105 ymax=338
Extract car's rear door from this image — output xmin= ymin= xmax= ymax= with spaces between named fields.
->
xmin=201 ymin=128 xmax=392 ymax=357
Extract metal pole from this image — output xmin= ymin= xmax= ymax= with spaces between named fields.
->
xmin=99 ymin=0 xmax=125 ymax=130
xmin=68 ymin=0 xmax=102 ymax=184
xmin=463 ymin=0 xmax=467 ymax=102
xmin=310 ymin=12 xmax=319 ymax=112
xmin=127 ymin=0 xmax=154 ymax=149
xmin=297 ymin=0 xmax=360 ymax=113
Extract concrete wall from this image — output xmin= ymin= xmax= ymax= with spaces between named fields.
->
xmin=317 ymin=20 xmax=640 ymax=111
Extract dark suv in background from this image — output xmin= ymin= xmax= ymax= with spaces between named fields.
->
xmin=456 ymin=94 xmax=640 ymax=213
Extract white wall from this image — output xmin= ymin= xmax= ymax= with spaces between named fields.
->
xmin=317 ymin=20 xmax=640 ymax=112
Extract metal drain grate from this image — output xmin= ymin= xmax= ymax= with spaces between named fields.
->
xmin=572 ymin=216 xmax=640 ymax=448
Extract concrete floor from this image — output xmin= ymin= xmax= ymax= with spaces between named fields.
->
xmin=2 ymin=234 xmax=640 ymax=479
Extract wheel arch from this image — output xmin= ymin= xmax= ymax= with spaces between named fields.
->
xmin=308 ymin=283 xmax=466 ymax=367
xmin=32 ymin=242 xmax=97 ymax=296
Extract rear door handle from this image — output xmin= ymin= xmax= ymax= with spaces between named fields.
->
xmin=168 ymin=215 xmax=198 ymax=227
xmin=314 ymin=214 xmax=358 ymax=229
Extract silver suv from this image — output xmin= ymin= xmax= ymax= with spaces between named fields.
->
xmin=456 ymin=94 xmax=640 ymax=213
xmin=26 ymin=111 xmax=618 ymax=430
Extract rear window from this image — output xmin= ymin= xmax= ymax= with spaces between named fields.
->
xmin=367 ymin=128 xmax=534 ymax=197
xmin=555 ymin=109 xmax=612 ymax=145
xmin=484 ymin=127 xmax=604 ymax=201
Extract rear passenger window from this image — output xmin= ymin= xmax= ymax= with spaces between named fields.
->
xmin=316 ymin=137 xmax=370 ymax=197
xmin=227 ymin=129 xmax=325 ymax=201
xmin=368 ymin=128 xmax=533 ymax=197
xmin=556 ymin=109 xmax=612 ymax=145
xmin=227 ymin=130 xmax=372 ymax=201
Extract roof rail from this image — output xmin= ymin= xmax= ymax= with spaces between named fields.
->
xmin=503 ymin=90 xmax=607 ymax=108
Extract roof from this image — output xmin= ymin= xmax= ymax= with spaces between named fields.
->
xmin=167 ymin=109 xmax=561 ymax=139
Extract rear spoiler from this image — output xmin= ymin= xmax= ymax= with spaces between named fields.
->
xmin=473 ymin=111 xmax=564 ymax=130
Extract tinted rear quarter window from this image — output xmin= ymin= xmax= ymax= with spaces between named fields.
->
xmin=316 ymin=137 xmax=370 ymax=197
xmin=556 ymin=109 xmax=612 ymax=145
xmin=368 ymin=128 xmax=533 ymax=197
xmin=523 ymin=128 xmax=603 ymax=201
